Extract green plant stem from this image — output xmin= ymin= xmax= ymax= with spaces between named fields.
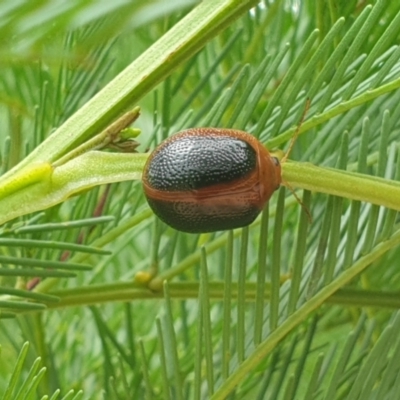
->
xmin=266 ymin=75 xmax=400 ymax=149
xmin=52 ymin=108 xmax=141 ymax=167
xmin=12 ymin=281 xmax=400 ymax=312
xmin=282 ymin=161 xmax=400 ymax=211
xmin=0 ymin=152 xmax=146 ymax=225
xmin=1 ymin=153 xmax=398 ymax=229
xmin=2 ymin=0 xmax=259 ymax=180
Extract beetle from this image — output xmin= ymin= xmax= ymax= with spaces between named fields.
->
xmin=142 ymin=128 xmax=281 ymax=233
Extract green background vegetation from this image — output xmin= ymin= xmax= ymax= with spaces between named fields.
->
xmin=1 ymin=0 xmax=400 ymax=399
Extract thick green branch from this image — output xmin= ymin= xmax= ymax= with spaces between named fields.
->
xmin=282 ymin=161 xmax=400 ymax=211
xmin=0 ymin=152 xmax=146 ymax=226
xmin=2 ymin=0 xmax=259 ymax=180
xmin=1 ymin=154 xmax=399 ymax=226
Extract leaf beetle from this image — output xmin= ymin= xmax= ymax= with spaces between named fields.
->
xmin=142 ymin=128 xmax=281 ymax=233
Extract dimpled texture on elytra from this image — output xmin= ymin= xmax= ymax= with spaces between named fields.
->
xmin=145 ymin=135 xmax=257 ymax=191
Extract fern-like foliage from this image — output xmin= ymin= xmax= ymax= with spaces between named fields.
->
xmin=1 ymin=1 xmax=400 ymax=399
